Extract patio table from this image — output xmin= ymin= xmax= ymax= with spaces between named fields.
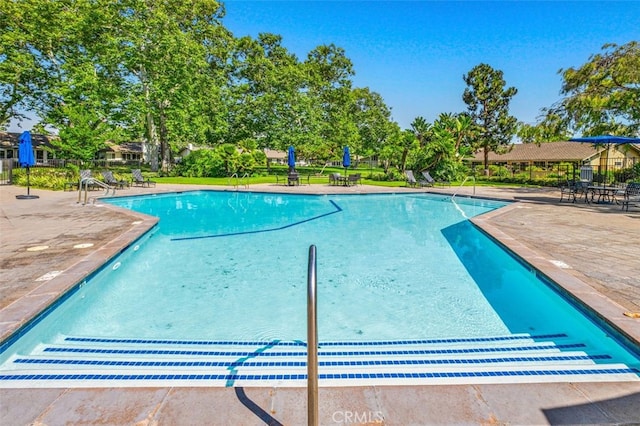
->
xmin=587 ymin=186 xmax=619 ymax=204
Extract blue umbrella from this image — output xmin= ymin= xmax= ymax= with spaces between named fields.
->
xmin=569 ymin=135 xmax=640 ymax=144
xmin=18 ymin=131 xmax=35 ymax=167
xmin=16 ymin=131 xmax=39 ymax=199
xmin=342 ymin=146 xmax=351 ymax=174
xmin=287 ymin=145 xmax=296 ymax=172
xmin=569 ymin=134 xmax=640 ymax=186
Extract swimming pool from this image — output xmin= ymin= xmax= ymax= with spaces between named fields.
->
xmin=1 ymin=191 xmax=638 ymax=387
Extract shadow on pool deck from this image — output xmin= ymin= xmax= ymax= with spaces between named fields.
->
xmin=1 ymin=183 xmax=639 ymax=425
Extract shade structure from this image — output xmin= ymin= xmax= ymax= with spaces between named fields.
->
xmin=342 ymin=146 xmax=351 ymax=169
xmin=16 ymin=131 xmax=39 ymax=199
xmin=287 ymin=145 xmax=296 ymax=171
xmin=568 ymin=135 xmax=640 ymax=144
xmin=568 ymin=134 xmax=640 ymax=186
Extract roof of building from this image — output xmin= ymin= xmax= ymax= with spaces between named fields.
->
xmin=102 ymin=142 xmax=143 ymax=153
xmin=0 ymin=132 xmax=57 ymax=148
xmin=469 ymin=141 xmax=639 ymax=162
xmin=264 ymin=148 xmax=286 ymax=159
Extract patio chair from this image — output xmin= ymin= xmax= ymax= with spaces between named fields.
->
xmin=131 ymin=169 xmax=156 ymax=187
xmin=422 ymin=170 xmax=450 ymax=186
xmin=65 ymin=169 xmax=89 ymax=191
xmin=579 ymin=165 xmax=593 ymax=183
xmin=101 ymin=170 xmax=129 ymax=189
xmin=329 ymin=173 xmax=341 ymax=186
xmin=347 ymin=173 xmax=362 ymax=186
xmin=621 ymin=182 xmax=640 ymax=211
xmin=405 ymin=170 xmax=418 ymax=187
xmin=559 ymin=180 xmax=577 ymax=203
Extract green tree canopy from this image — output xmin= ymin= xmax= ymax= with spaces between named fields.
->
xmin=542 ymin=41 xmax=640 ymax=137
xmin=463 ymin=63 xmax=518 ymax=170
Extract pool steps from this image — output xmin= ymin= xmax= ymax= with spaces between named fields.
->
xmin=1 ymin=333 xmax=638 ymax=387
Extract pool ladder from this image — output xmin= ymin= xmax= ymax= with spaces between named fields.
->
xmin=77 ymin=178 xmax=116 ymax=205
xmin=227 ymin=172 xmax=250 ymax=189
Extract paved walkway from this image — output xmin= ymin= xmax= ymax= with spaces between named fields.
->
xmin=1 ymin=182 xmax=639 ymax=425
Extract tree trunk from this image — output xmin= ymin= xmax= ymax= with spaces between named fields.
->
xmin=142 ymin=71 xmax=159 ymax=172
xmin=159 ymin=104 xmax=170 ymax=173
xmin=483 ymin=147 xmax=489 ymax=175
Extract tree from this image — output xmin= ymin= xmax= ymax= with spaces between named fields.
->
xmin=305 ymin=44 xmax=356 ymax=161
xmin=408 ymin=113 xmax=475 ymax=180
xmin=350 ymin=87 xmax=398 ymax=167
xmin=227 ymin=34 xmax=308 ymax=151
xmin=109 ymin=0 xmax=230 ymax=171
xmin=516 ymin=121 xmax=568 ymax=144
xmin=542 ymin=41 xmax=640 ymax=137
xmin=463 ymin=63 xmax=518 ymax=171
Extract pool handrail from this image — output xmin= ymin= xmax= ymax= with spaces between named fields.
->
xmin=307 ymin=245 xmax=318 ymax=426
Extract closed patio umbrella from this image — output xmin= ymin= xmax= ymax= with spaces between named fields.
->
xmin=16 ymin=131 xmax=39 ymax=200
xmin=287 ymin=145 xmax=296 ymax=172
xmin=342 ymin=146 xmax=351 ymax=176
xmin=569 ymin=134 xmax=640 ymax=187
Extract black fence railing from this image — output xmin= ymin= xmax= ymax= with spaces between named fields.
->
xmin=477 ymin=158 xmax=639 ymax=185
xmin=1 ymin=158 xmax=148 ymax=185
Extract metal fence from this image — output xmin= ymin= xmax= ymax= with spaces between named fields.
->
xmin=0 ymin=159 xmax=13 ymax=185
xmin=480 ymin=158 xmax=639 ymax=185
xmin=1 ymin=158 xmax=148 ymax=185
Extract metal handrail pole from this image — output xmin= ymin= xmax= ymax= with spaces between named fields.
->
xmin=307 ymin=245 xmax=318 ymax=426
xmin=83 ymin=179 xmax=89 ymax=205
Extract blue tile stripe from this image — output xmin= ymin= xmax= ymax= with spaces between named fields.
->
xmin=1 ymin=368 xmax=638 ymax=382
xmin=13 ymin=354 xmax=612 ymax=368
xmin=170 ymin=199 xmax=343 ymax=241
xmin=62 ymin=333 xmax=569 ymax=347
xmin=43 ymin=343 xmax=586 ymax=357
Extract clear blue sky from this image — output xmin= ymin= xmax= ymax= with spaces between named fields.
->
xmin=222 ymin=0 xmax=640 ymax=130
xmin=7 ymin=1 xmax=639 ymax=133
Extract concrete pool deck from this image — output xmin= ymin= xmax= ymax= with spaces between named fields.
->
xmin=1 ymin=182 xmax=639 ymax=425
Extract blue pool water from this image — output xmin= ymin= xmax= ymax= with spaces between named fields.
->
xmin=2 ymin=191 xmax=639 ymax=370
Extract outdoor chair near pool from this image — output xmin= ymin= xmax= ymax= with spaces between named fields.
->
xmin=559 ymin=180 xmax=590 ymax=203
xmin=329 ymin=173 xmax=341 ymax=186
xmin=101 ymin=170 xmax=129 ymax=189
xmin=405 ymin=170 xmax=418 ymax=187
xmin=405 ymin=170 xmax=431 ymax=188
xmin=131 ymin=169 xmax=156 ymax=187
xmin=422 ymin=170 xmax=450 ymax=186
xmin=65 ymin=169 xmax=97 ymax=191
xmin=579 ymin=165 xmax=593 ymax=183
xmin=347 ymin=173 xmax=362 ymax=186
xmin=620 ymin=182 xmax=640 ymax=211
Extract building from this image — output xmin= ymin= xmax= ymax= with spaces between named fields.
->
xmin=469 ymin=141 xmax=640 ymax=172
xmin=96 ymin=142 xmax=145 ymax=163
xmin=0 ymin=132 xmax=58 ymax=164
xmin=1 ymin=132 xmax=150 ymax=165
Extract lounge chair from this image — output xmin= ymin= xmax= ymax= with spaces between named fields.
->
xmin=64 ymin=169 xmax=94 ymax=191
xmin=131 ymin=169 xmax=156 ymax=187
xmin=405 ymin=170 xmax=417 ymax=187
xmin=406 ymin=170 xmax=431 ymax=188
xmin=101 ymin=170 xmax=129 ymax=189
xmin=422 ymin=170 xmax=449 ymax=186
